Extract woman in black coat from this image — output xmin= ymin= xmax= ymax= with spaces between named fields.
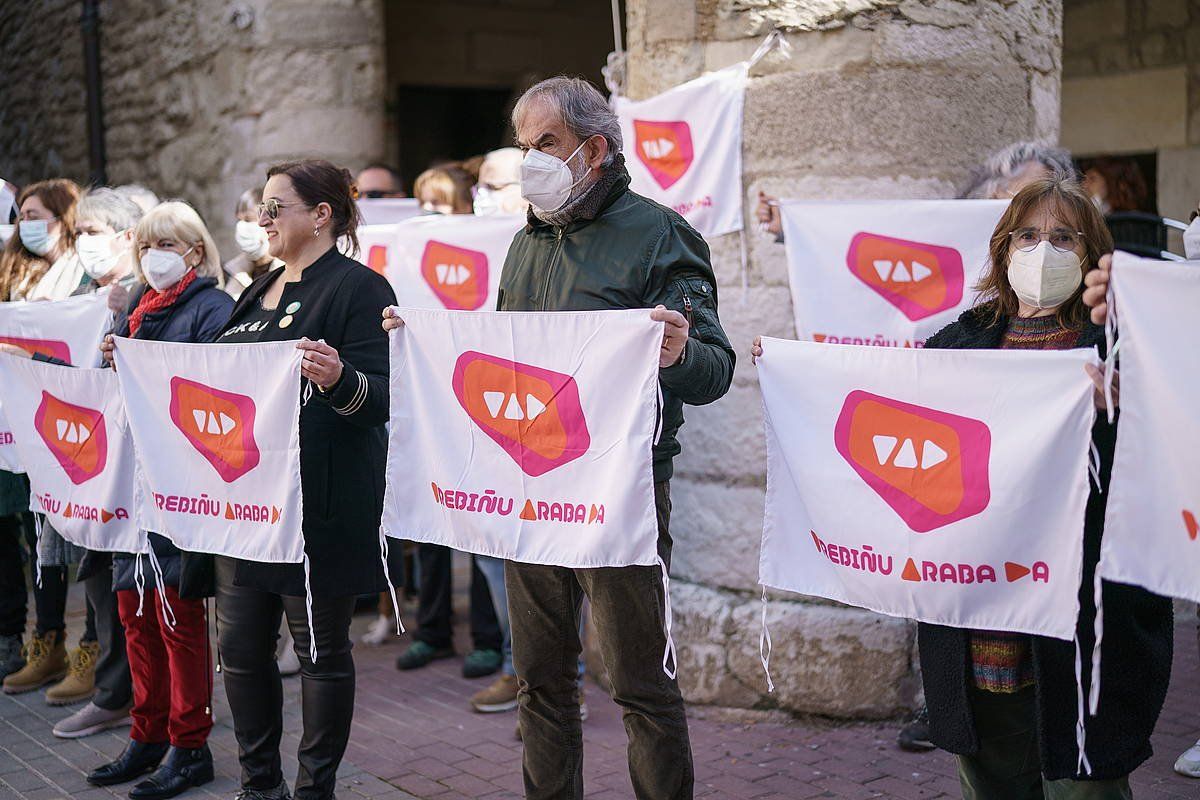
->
xmin=213 ymin=159 xmax=396 ymax=800
xmin=917 ymin=175 xmax=1172 ymax=798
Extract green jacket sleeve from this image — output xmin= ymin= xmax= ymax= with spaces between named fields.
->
xmin=646 ymin=219 xmax=735 ymax=406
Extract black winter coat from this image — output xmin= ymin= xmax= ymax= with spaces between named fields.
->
xmin=220 ymin=247 xmax=396 ymax=598
xmin=917 ymin=304 xmax=1173 ymax=781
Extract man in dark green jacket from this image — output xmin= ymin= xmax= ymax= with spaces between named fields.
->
xmin=502 ymin=77 xmax=734 ymax=800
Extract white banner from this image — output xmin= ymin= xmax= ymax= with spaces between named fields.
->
xmin=616 ymin=63 xmax=747 ymax=238
xmin=113 ymin=338 xmax=304 ymax=563
xmin=758 ymin=339 xmax=1097 ymax=640
xmin=356 ymin=198 xmax=421 ymax=226
xmin=0 ymin=357 xmax=142 ymax=553
xmin=1099 ymin=252 xmax=1200 ymax=603
xmin=0 ymin=292 xmax=113 ymax=472
xmin=383 ymin=307 xmax=661 ymax=568
xmin=781 ymin=200 xmax=1008 ymax=348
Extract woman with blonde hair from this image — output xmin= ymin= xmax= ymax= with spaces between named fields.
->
xmin=413 ymin=164 xmax=475 ymax=215
xmin=90 ymin=200 xmax=231 ymax=800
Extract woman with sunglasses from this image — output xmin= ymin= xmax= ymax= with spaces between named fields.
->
xmin=213 ymin=159 xmax=395 ymax=800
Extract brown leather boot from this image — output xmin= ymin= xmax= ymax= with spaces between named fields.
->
xmin=45 ymin=640 xmax=98 ymax=706
xmin=2 ymin=630 xmax=68 ymax=694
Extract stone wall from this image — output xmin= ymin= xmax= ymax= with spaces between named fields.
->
xmin=1062 ymin=0 xmax=1200 ymax=226
xmin=623 ymin=0 xmax=1062 ymax=718
xmin=0 ymin=0 xmax=387 ymax=261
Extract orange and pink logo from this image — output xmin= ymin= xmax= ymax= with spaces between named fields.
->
xmin=34 ymin=391 xmax=107 ymax=484
xmin=633 ymin=120 xmax=694 ymax=190
xmin=846 ymin=233 xmax=965 ymax=321
xmin=366 ymin=244 xmax=389 ymax=275
xmin=1185 ymin=509 xmax=1198 ymax=541
xmin=452 ymin=351 xmax=590 ymax=477
xmin=0 ymin=336 xmax=72 ymax=364
xmin=421 ymin=241 xmax=489 ymax=311
xmin=834 ymin=390 xmax=991 ymax=532
xmin=169 ymin=377 xmax=259 ymax=483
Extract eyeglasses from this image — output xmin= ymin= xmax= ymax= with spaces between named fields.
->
xmin=1009 ymin=227 xmax=1084 ymax=253
xmin=255 ymin=199 xmax=305 ymax=220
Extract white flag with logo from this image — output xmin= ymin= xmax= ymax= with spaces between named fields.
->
xmin=616 ymin=63 xmax=746 ymax=238
xmin=356 ymin=198 xmax=421 ymax=226
xmin=0 ymin=357 xmax=142 ymax=553
xmin=113 ymin=338 xmax=304 ymax=563
xmin=383 ymin=307 xmax=661 ymax=568
xmin=0 ymin=292 xmax=113 ymax=471
xmin=361 ymin=215 xmax=522 ymax=312
xmin=758 ymin=339 xmax=1097 ymax=639
xmin=781 ymin=200 xmax=1008 ymax=348
xmin=1099 ymin=252 xmax=1200 ymax=603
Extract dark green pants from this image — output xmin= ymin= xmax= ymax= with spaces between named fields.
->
xmin=958 ymin=687 xmax=1132 ymax=800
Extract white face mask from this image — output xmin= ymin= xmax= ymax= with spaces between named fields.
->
xmin=1007 ymin=241 xmax=1084 ymax=310
xmin=18 ymin=219 xmax=57 ymax=257
xmin=141 ymin=246 xmax=193 ymax=291
xmin=1184 ymin=217 xmax=1200 ymax=261
xmin=520 ymin=140 xmax=590 ymax=214
xmin=473 ymin=186 xmax=501 ymax=217
xmin=76 ymin=233 xmax=123 ymax=280
xmin=235 ymin=220 xmax=270 ymax=260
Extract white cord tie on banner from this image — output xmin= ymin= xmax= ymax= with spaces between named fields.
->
xmin=134 ymin=552 xmax=146 ymax=617
xmin=759 ymin=586 xmax=775 ymax=693
xmin=1074 ymin=635 xmax=1093 ymax=776
xmin=32 ymin=514 xmax=43 ymax=589
xmin=145 ymin=546 xmax=177 ymax=630
xmin=303 ymin=553 xmax=318 ymax=664
xmin=378 ymin=526 xmax=406 ymax=635
xmin=1088 ymin=569 xmax=1105 ymax=716
xmin=747 ymin=30 xmax=791 ymax=71
xmin=1103 ymin=277 xmax=1120 ymax=424
xmin=656 ymin=555 xmax=677 ymax=680
xmin=1088 ymin=439 xmax=1103 ymax=495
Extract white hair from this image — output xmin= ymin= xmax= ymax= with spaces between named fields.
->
xmin=961 ymin=141 xmax=1078 ymax=200
xmin=512 ymin=77 xmax=622 ymax=166
xmin=78 ymin=187 xmax=143 ymax=233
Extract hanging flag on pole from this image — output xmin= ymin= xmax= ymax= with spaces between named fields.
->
xmin=0 ymin=292 xmax=113 ymax=471
xmin=113 ymin=338 xmax=304 ymax=564
xmin=780 ymin=200 xmax=1008 ymax=347
xmin=0 ymin=357 xmax=142 ymax=554
xmin=1099 ymin=252 xmax=1200 ymax=603
xmin=757 ymin=338 xmax=1097 ymax=640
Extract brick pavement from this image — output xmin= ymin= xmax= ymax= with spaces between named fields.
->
xmin=1 ymin=582 xmax=1196 ymax=799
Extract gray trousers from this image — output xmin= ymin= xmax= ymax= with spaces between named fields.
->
xmin=84 ymin=566 xmax=132 ymax=711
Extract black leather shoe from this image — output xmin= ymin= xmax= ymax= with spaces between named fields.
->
xmin=128 ymin=744 xmax=214 ymax=799
xmin=86 ymin=739 xmax=169 ymax=786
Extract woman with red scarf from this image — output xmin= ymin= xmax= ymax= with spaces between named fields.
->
xmin=90 ymin=201 xmax=232 ymax=800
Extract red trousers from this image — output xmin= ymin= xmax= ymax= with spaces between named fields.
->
xmin=116 ymin=586 xmax=212 ymax=748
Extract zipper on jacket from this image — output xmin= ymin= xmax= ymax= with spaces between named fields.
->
xmin=539 ymin=226 xmax=566 ymax=310
xmin=678 ymin=281 xmax=695 ymax=328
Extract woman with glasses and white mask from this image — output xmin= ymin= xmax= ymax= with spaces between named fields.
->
xmin=213 ymin=159 xmax=395 ymax=800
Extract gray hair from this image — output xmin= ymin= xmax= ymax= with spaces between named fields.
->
xmin=960 ymin=141 xmax=1078 ymax=200
xmin=77 ymin=187 xmax=143 ymax=233
xmin=512 ymin=77 xmax=622 ymax=166
xmin=114 ymin=183 xmax=161 ymax=214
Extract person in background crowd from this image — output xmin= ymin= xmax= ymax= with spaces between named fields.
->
xmin=115 ymin=184 xmax=161 ymax=216
xmin=912 ymin=176 xmax=1169 ymax=798
xmin=0 ymin=179 xmax=84 ymax=700
xmin=90 ymin=200 xmax=230 ymax=799
xmin=224 ymin=188 xmax=283 ymax=301
xmin=355 ymin=164 xmax=406 ymax=198
xmin=458 ymin=154 xmax=485 ymax=186
xmin=473 ymin=148 xmax=527 ymax=216
xmin=413 ymin=165 xmax=474 ymax=215
xmin=0 ymin=178 xmax=17 ymax=242
xmin=214 ymin=159 xmax=396 ymax=800
xmin=1080 ymin=158 xmax=1149 ymax=215
xmin=74 ymin=187 xmax=143 ymax=301
xmin=1082 ymin=239 xmax=1200 ymax=782
xmin=385 ymin=75 xmax=735 ymax=800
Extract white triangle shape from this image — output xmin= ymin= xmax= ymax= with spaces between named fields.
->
xmin=872 ymin=260 xmax=892 ymax=281
xmin=56 ymin=419 xmax=68 ymax=440
xmin=219 ymin=412 xmax=236 ymax=435
xmin=436 ymin=263 xmax=450 ymax=284
xmin=921 ymin=440 xmax=948 ymax=469
xmin=77 ymin=425 xmax=90 ymax=443
xmin=893 ymin=438 xmax=918 ymax=468
xmin=483 ymin=391 xmax=505 ymax=418
xmin=192 ymin=409 xmax=206 ymax=431
xmin=892 ymin=262 xmax=912 ymax=282
xmin=65 ymin=423 xmax=79 ymax=444
xmin=503 ymin=393 xmax=524 ymax=421
xmin=872 ymin=434 xmax=897 ymax=465
xmin=207 ymin=412 xmax=223 ymax=435
xmin=912 ymin=261 xmax=932 ymax=282
xmin=456 ymin=265 xmax=471 ymax=284
xmin=526 ymin=394 xmax=546 ymax=421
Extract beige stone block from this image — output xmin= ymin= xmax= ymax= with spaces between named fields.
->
xmin=625 ymin=43 xmax=705 ymax=98
xmin=672 ymin=582 xmax=763 ymax=707
xmin=1062 ymin=0 xmax=1126 ymax=48
xmin=1061 ymin=67 xmax=1188 ymax=155
xmin=726 ymin=597 xmax=917 ymax=717
xmin=712 ymin=0 xmax=901 ymax=39
xmin=644 ymin=0 xmax=697 ymax=44
xmin=675 ymin=381 xmax=766 ymax=482
xmin=259 ymin=1 xmax=381 ymax=47
xmin=253 ymin=106 xmax=386 ymax=164
xmin=897 ymin=0 xmax=976 ymax=28
xmin=1157 ymin=146 xmax=1200 ymax=227
xmin=1030 ymin=70 xmax=1061 ymax=143
xmin=704 ymin=28 xmax=873 ymax=75
xmin=873 ymin=20 xmax=1007 ymax=68
xmin=668 ymin=479 xmax=764 ymax=592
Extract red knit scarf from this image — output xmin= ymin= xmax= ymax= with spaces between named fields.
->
xmin=127 ymin=270 xmax=198 ymax=337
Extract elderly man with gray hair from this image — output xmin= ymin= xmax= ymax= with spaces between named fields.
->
xmin=386 ymin=75 xmax=734 ymax=799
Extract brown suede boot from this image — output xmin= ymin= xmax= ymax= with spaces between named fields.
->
xmin=45 ymin=640 xmax=98 ymax=706
xmin=2 ymin=630 xmax=68 ymax=694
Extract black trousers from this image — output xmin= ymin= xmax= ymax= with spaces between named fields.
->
xmin=84 ymin=565 xmax=132 ymax=710
xmin=0 ymin=513 xmax=67 ymax=637
xmin=414 ymin=544 xmax=502 ymax=652
xmin=215 ymin=557 xmax=356 ymax=800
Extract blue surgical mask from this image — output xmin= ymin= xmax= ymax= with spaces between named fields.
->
xmin=18 ymin=219 xmax=57 ymax=257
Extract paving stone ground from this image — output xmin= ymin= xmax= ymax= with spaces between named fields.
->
xmin=0 ymin=569 xmax=1196 ymax=800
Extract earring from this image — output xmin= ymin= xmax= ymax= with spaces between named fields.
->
xmin=313 ymin=226 xmax=320 ymax=237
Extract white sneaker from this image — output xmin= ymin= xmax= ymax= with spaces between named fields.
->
xmin=1175 ymin=740 xmax=1200 ymax=778
xmin=276 ymin=627 xmax=301 ymax=677
xmin=360 ymin=614 xmax=394 ymax=646
xmin=52 ymin=701 xmax=131 ymax=739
